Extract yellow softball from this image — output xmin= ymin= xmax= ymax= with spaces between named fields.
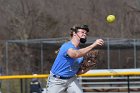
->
xmin=106 ymin=15 xmax=116 ymax=23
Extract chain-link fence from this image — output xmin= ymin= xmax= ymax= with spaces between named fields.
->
xmin=1 ymin=37 xmax=140 ymax=75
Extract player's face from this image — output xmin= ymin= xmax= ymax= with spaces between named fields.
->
xmin=77 ymin=29 xmax=88 ymax=39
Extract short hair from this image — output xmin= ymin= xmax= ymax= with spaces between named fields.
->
xmin=70 ymin=24 xmax=89 ymax=37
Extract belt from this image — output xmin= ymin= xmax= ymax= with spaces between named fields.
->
xmin=53 ymin=75 xmax=73 ymax=79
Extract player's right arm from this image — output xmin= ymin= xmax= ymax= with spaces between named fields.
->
xmin=67 ymin=39 xmax=104 ymax=58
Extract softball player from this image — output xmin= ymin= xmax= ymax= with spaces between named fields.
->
xmin=46 ymin=24 xmax=104 ymax=93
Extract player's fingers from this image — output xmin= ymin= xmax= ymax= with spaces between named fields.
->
xmin=97 ymin=41 xmax=104 ymax=46
xmin=96 ymin=39 xmax=104 ymax=45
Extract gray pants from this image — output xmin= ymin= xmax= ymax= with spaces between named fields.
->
xmin=46 ymin=73 xmax=83 ymax=93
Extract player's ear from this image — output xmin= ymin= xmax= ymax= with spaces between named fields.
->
xmin=73 ymin=32 xmax=77 ymax=36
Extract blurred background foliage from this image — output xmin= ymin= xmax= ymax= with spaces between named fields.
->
xmin=0 ymin=0 xmax=140 ymax=74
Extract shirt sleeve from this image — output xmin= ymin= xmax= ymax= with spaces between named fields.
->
xmin=60 ymin=42 xmax=76 ymax=58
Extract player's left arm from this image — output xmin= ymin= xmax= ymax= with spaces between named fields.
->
xmin=77 ymin=67 xmax=90 ymax=75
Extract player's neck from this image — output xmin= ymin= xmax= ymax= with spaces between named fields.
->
xmin=71 ymin=37 xmax=80 ymax=48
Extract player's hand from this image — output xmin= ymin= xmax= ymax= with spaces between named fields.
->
xmin=94 ymin=39 xmax=104 ymax=46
